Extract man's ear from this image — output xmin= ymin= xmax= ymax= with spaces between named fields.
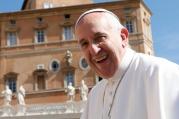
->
xmin=121 ymin=28 xmax=128 ymax=40
xmin=120 ymin=28 xmax=128 ymax=48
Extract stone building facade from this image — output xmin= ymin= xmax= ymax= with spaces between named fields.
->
xmin=0 ymin=0 xmax=153 ymax=106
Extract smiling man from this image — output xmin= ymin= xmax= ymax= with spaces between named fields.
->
xmin=75 ymin=9 xmax=128 ymax=79
xmin=75 ymin=8 xmax=179 ymax=119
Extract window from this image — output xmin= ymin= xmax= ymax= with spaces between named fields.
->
xmin=125 ymin=19 xmax=134 ymax=33
xmin=4 ymin=72 xmax=18 ymax=93
xmin=9 ymin=20 xmax=16 ymax=26
xmin=35 ymin=29 xmax=45 ymax=43
xmin=36 ymin=17 xmax=43 ymax=24
xmin=6 ymin=78 xmax=16 ymax=93
xmin=33 ymin=69 xmax=47 ymax=91
xmin=64 ymin=72 xmax=74 ymax=87
xmin=37 ymin=75 xmax=45 ymax=90
xmin=7 ymin=32 xmax=17 ymax=46
xmin=37 ymin=64 xmax=45 ymax=70
xmin=79 ymin=57 xmax=89 ymax=70
xmin=50 ymin=59 xmax=60 ymax=72
xmin=64 ymin=14 xmax=70 ymax=19
xmin=63 ymin=26 xmax=73 ymax=40
xmin=43 ymin=2 xmax=53 ymax=8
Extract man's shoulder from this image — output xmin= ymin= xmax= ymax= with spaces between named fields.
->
xmin=135 ymin=52 xmax=179 ymax=72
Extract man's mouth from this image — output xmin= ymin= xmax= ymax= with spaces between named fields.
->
xmin=93 ymin=53 xmax=108 ymax=63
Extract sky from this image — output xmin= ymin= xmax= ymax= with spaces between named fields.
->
xmin=0 ymin=0 xmax=179 ymax=64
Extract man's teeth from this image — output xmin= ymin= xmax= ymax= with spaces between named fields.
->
xmin=95 ymin=55 xmax=107 ymax=62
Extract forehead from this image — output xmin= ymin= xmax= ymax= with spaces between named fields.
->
xmin=75 ymin=14 xmax=109 ymax=39
xmin=77 ymin=12 xmax=108 ymax=26
xmin=76 ymin=13 xmax=112 ymax=35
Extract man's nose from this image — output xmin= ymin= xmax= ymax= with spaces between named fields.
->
xmin=89 ymin=44 xmax=101 ymax=54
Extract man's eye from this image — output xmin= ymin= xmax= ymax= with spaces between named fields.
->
xmin=94 ymin=36 xmax=106 ymax=43
xmin=100 ymin=36 xmax=107 ymax=40
xmin=80 ymin=41 xmax=88 ymax=49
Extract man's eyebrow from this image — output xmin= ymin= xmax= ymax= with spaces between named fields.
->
xmin=79 ymin=39 xmax=86 ymax=44
xmin=78 ymin=32 xmax=107 ymax=45
xmin=94 ymin=32 xmax=107 ymax=37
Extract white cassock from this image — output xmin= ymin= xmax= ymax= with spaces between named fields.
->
xmin=80 ymin=48 xmax=179 ymax=119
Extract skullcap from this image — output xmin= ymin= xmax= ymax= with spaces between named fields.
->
xmin=75 ymin=8 xmax=121 ymax=30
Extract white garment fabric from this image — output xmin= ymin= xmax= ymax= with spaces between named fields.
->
xmin=80 ymin=48 xmax=179 ymax=119
xmin=1 ymin=86 xmax=12 ymax=106
xmin=17 ymin=86 xmax=26 ymax=105
xmin=80 ymin=81 xmax=89 ymax=101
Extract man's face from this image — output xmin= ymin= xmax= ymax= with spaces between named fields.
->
xmin=76 ymin=13 xmax=127 ymax=79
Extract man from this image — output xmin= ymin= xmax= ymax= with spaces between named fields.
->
xmin=75 ymin=8 xmax=179 ymax=119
